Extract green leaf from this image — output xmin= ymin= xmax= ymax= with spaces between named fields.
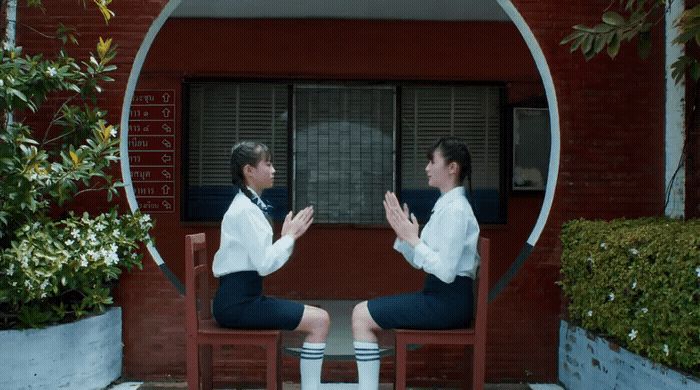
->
xmin=602 ymin=11 xmax=626 ymax=27
xmin=608 ymin=32 xmax=621 ymax=58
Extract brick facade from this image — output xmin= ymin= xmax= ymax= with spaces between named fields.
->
xmin=16 ymin=0 xmax=676 ymax=385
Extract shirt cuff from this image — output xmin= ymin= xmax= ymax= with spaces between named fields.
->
xmin=412 ymin=241 xmax=430 ymax=268
xmin=278 ymin=234 xmax=295 ymax=256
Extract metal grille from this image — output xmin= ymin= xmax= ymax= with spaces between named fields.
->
xmin=294 ymin=86 xmax=395 ymax=224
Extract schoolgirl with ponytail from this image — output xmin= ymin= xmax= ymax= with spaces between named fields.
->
xmin=351 ymin=137 xmax=480 ymax=390
xmin=212 ymin=141 xmax=329 ymax=390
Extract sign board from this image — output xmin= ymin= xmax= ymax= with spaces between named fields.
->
xmin=129 ymin=90 xmax=176 ymax=213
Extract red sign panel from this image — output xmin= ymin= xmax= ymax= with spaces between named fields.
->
xmin=132 ymin=90 xmax=175 ymax=106
xmin=128 ymin=135 xmax=175 ymax=151
xmin=130 ymin=166 xmax=175 ymax=182
xmin=136 ymin=198 xmax=175 ymax=213
xmin=128 ymin=121 xmax=175 ymax=135
xmin=133 ymin=182 xmax=175 ymax=198
xmin=129 ymin=89 xmax=176 ymax=213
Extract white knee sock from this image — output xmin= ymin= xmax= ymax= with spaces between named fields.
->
xmin=300 ymin=342 xmax=325 ymax=390
xmin=354 ymin=341 xmax=380 ymax=390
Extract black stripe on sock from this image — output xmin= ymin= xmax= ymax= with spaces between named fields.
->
xmin=356 ymin=356 xmax=381 ymax=361
xmin=300 ymin=355 xmax=325 ymax=360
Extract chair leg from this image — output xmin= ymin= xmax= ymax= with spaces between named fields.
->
xmin=472 ymin=342 xmax=485 ymax=390
xmin=186 ymin=338 xmax=200 ymax=390
xmin=201 ymin=344 xmax=213 ymax=390
xmin=266 ymin=338 xmax=280 ymax=390
xmin=394 ymin=338 xmax=407 ymax=390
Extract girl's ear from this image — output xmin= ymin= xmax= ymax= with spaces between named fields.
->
xmin=449 ymin=161 xmax=458 ymax=175
xmin=243 ymin=164 xmax=254 ymax=178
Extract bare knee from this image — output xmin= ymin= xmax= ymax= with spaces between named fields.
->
xmin=303 ymin=306 xmax=330 ymax=338
xmin=352 ymin=301 xmax=373 ymax=334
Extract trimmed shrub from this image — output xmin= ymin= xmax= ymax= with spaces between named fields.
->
xmin=560 ymin=218 xmax=700 ymax=374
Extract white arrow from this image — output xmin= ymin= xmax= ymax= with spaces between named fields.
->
xmin=162 ymin=138 xmax=172 ymax=149
xmin=161 ymin=184 xmax=171 ymax=195
xmin=161 ymin=154 xmax=172 ymax=164
xmin=162 ymin=92 xmax=171 ymax=103
xmin=161 ymin=108 xmax=171 ymax=118
xmin=162 ymin=200 xmax=172 ymax=210
xmin=162 ymin=123 xmax=172 ymax=133
xmin=161 ymin=169 xmax=172 ymax=180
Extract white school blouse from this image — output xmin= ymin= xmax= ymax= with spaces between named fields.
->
xmin=212 ymin=189 xmax=294 ymax=277
xmin=393 ymin=186 xmax=480 ymax=283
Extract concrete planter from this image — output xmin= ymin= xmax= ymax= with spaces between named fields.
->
xmin=559 ymin=320 xmax=699 ymax=390
xmin=0 ymin=307 xmax=122 ymax=390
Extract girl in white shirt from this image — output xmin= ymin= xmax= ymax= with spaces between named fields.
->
xmin=350 ymin=137 xmax=480 ymax=390
xmin=212 ymin=141 xmax=329 ymax=390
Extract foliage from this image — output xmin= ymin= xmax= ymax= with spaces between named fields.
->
xmin=561 ymin=0 xmax=699 ymax=83
xmin=0 ymin=211 xmax=152 ymax=328
xmin=0 ymin=0 xmax=153 ymax=329
xmin=560 ymin=218 xmax=700 ymax=374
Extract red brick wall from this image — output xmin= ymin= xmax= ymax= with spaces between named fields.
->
xmin=17 ymin=0 xmax=667 ymax=385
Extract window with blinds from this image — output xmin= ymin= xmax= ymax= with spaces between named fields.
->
xmin=294 ymin=86 xmax=395 ymax=224
xmin=400 ymin=86 xmax=503 ymax=223
xmin=185 ymin=82 xmax=288 ymax=221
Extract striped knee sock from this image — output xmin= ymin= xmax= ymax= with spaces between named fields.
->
xmin=300 ymin=342 xmax=325 ymax=390
xmin=354 ymin=341 xmax=380 ymax=390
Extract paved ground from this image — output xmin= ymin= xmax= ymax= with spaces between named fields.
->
xmin=108 ymin=381 xmax=560 ymax=390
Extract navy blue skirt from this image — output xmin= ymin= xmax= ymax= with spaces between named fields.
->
xmin=367 ymin=274 xmax=473 ymax=330
xmin=213 ymin=271 xmax=305 ymax=330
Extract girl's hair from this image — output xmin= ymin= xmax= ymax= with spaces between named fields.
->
xmin=230 ymin=141 xmax=271 ymax=200
xmin=427 ymin=136 xmax=473 ymax=196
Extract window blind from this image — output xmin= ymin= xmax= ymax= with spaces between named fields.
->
xmin=400 ymin=86 xmax=502 ymax=222
xmin=186 ymin=82 xmax=288 ymax=220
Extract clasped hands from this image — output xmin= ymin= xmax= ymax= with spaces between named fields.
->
xmin=383 ymin=191 xmax=421 ymax=248
xmin=280 ymin=192 xmax=419 ymax=246
xmin=281 ymin=206 xmax=314 ymax=239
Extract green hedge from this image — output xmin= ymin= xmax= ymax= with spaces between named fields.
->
xmin=560 ymin=218 xmax=700 ymax=374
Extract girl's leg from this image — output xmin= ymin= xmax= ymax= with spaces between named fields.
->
xmin=351 ymin=301 xmax=382 ymax=390
xmin=294 ymin=305 xmax=331 ymax=390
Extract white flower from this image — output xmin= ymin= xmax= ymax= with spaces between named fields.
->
xmin=629 ymin=248 xmax=639 ymax=256
xmin=65 ymin=239 xmax=74 ymax=246
xmin=142 ymin=214 xmax=151 ymax=222
xmin=88 ymin=233 xmax=97 ymax=242
xmin=10 ymin=281 xmax=17 ymax=287
xmin=80 ymin=254 xmax=88 ymax=268
xmin=3 ymin=41 xmax=13 ymax=51
xmin=61 ymin=276 xmax=66 ymax=286
xmin=40 ymin=279 xmax=49 ymax=290
xmin=110 ymin=243 xmax=118 ymax=253
xmin=45 ymin=67 xmax=57 ymax=77
xmin=110 ymin=127 xmax=117 ymax=137
xmin=24 ymin=280 xmax=32 ymax=289
xmin=600 ymin=242 xmax=607 ymax=249
xmin=628 ymin=329 xmax=638 ymax=340
xmin=6 ymin=263 xmax=14 ymax=276
xmin=0 ymin=79 xmax=4 ymax=87
xmin=95 ymin=223 xmax=106 ymax=232
xmin=663 ymin=344 xmax=670 ymax=356
xmin=641 ymin=307 xmax=648 ymax=314
xmin=608 ymin=292 xmax=615 ymax=301
xmin=587 ymin=310 xmax=593 ymax=317
xmin=112 ymin=230 xmax=120 ymax=238
xmin=696 ymin=266 xmax=700 ymax=278
xmin=632 ymin=280 xmax=637 ymax=289
xmin=70 ymin=229 xmax=80 ymax=238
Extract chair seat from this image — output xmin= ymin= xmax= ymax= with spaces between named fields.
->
xmin=395 ymin=327 xmax=476 ymax=345
xmin=197 ymin=319 xmax=281 ymax=345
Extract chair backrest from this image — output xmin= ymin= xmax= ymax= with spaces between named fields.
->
xmin=185 ymin=233 xmax=211 ymax=337
xmin=473 ymin=237 xmax=490 ymax=333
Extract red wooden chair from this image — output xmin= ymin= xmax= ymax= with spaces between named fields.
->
xmin=185 ymin=233 xmax=282 ymax=390
xmin=394 ymin=237 xmax=490 ymax=390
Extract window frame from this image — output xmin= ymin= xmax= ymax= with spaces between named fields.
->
xmin=181 ymin=78 xmax=509 ymax=226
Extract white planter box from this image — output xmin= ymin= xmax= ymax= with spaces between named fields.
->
xmin=0 ymin=307 xmax=122 ymax=390
xmin=559 ymin=320 xmax=699 ymax=390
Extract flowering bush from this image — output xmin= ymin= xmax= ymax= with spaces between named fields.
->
xmin=0 ymin=211 xmax=152 ymax=328
xmin=0 ymin=1 xmax=153 ymax=328
xmin=560 ymin=218 xmax=700 ymax=375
